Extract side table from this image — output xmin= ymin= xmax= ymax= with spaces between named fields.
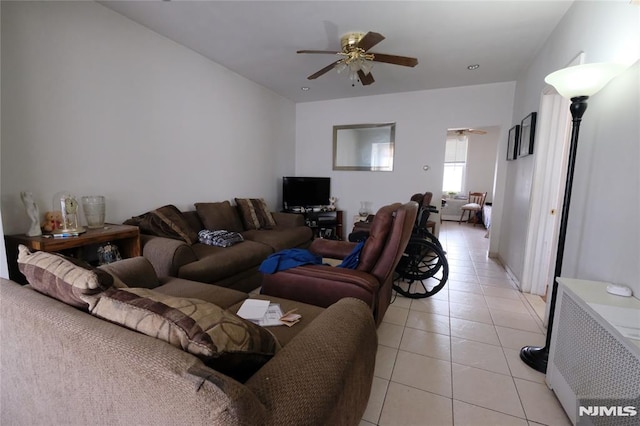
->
xmin=5 ymin=224 xmax=140 ymax=284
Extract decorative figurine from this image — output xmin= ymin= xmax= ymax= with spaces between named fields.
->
xmin=20 ymin=191 xmax=42 ymax=237
xmin=328 ymin=197 xmax=337 ymax=211
xmin=42 ymin=211 xmax=63 ymax=233
xmin=98 ymin=242 xmax=122 ymax=265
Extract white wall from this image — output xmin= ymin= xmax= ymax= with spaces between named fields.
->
xmin=500 ymin=0 xmax=640 ymax=294
xmin=465 ymin=126 xmax=500 ymax=204
xmin=295 ymin=83 xmax=515 ymax=235
xmin=1 ymin=1 xmax=295 ymax=236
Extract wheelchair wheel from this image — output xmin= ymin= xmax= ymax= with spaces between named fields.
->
xmin=393 ymin=238 xmax=448 ymax=298
xmin=415 ymin=228 xmax=444 ymax=252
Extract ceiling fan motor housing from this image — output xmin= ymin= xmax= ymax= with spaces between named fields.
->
xmin=341 ymin=32 xmax=366 ymax=51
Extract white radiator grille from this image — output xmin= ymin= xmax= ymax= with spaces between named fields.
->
xmin=552 ymin=295 xmax=640 ymax=425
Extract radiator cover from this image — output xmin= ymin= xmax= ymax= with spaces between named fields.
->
xmin=547 ymin=278 xmax=640 ymax=425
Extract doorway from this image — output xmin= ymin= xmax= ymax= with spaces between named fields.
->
xmin=519 ymin=94 xmax=571 ymax=297
xmin=440 ymin=126 xmax=500 ymax=226
xmin=520 ymin=54 xmax=584 ymax=324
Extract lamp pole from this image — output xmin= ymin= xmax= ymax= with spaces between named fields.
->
xmin=519 ymin=96 xmax=588 ymax=373
xmin=519 ymin=62 xmax=626 ymax=374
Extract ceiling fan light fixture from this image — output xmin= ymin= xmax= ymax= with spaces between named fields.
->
xmin=360 ymin=60 xmax=373 ymax=75
xmin=335 ymin=61 xmax=348 ymax=74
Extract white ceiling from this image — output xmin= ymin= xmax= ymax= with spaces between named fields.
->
xmin=99 ymin=0 xmax=574 ymax=103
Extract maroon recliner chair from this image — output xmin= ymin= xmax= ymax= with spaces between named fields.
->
xmin=260 ymin=202 xmax=418 ymax=325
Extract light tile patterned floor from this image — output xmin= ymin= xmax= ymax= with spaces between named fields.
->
xmin=360 ymin=221 xmax=571 ymax=426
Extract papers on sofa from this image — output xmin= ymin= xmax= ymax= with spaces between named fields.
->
xmin=236 ymin=299 xmax=301 ymax=327
xmin=279 ymin=309 xmax=302 ymax=327
xmin=236 ymin=299 xmax=270 ymax=321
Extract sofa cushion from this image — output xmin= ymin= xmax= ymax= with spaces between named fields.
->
xmin=235 ymin=198 xmax=276 ymax=230
xmin=195 ymin=201 xmax=244 ymax=233
xmin=180 ymin=241 xmax=273 ymax=284
xmin=124 ymin=204 xmax=198 ymax=245
xmin=90 ymin=287 xmax=280 ymax=382
xmin=229 ymin=295 xmax=325 ymax=346
xmin=17 ymin=245 xmax=115 ymax=310
xmin=242 ymin=226 xmax=313 ymax=252
xmin=155 ymin=277 xmax=248 ymax=309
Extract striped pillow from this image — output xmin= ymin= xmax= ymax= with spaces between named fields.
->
xmin=235 ymin=198 xmax=276 ymax=230
xmin=17 ymin=245 xmax=116 ymax=310
xmin=90 ymin=288 xmax=280 ymax=381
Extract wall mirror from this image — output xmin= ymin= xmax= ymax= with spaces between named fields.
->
xmin=333 ymin=122 xmax=395 ymax=171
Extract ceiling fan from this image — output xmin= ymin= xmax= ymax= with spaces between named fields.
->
xmin=297 ymin=31 xmax=418 ymax=86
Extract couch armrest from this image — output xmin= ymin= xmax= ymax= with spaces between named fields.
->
xmin=309 ymin=238 xmax=357 ymax=260
xmin=141 ymin=235 xmax=198 ymax=278
xmin=98 ymin=256 xmax=160 ymax=289
xmin=271 ymin=211 xmax=305 ymax=228
xmin=246 ymin=297 xmax=377 ymax=426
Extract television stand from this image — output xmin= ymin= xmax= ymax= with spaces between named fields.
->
xmin=297 ymin=210 xmax=343 ymax=240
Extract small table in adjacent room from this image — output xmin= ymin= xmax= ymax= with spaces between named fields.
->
xmin=5 ymin=224 xmax=141 ymax=283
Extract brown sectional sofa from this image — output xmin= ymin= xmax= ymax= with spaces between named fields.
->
xmin=0 ymin=256 xmax=377 ymax=425
xmin=131 ymin=201 xmax=313 ymax=292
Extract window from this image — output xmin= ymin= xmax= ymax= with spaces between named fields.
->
xmin=442 ymin=135 xmax=468 ymax=194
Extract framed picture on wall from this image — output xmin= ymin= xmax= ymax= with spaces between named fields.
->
xmin=507 ymin=125 xmax=520 ymax=161
xmin=518 ymin=112 xmax=537 ymax=158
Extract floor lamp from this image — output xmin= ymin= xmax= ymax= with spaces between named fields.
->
xmin=520 ymin=62 xmax=627 ymax=374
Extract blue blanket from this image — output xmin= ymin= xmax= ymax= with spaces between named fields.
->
xmin=337 ymin=240 xmax=365 ymax=269
xmin=259 ymin=240 xmax=366 ymax=274
xmin=258 ymin=248 xmax=323 ymax=274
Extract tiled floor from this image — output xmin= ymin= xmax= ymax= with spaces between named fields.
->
xmin=360 ymin=221 xmax=571 ymax=426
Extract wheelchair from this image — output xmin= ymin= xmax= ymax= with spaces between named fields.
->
xmin=349 ymin=196 xmax=448 ymax=299
xmin=392 ymin=203 xmax=449 ymax=299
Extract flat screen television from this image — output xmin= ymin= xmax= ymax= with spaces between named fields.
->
xmin=282 ymin=176 xmax=330 ymax=211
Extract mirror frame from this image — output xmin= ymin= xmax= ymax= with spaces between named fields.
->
xmin=332 ymin=122 xmax=396 ymax=171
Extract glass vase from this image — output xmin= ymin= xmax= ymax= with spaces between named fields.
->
xmin=81 ymin=195 xmax=106 ymax=228
xmin=359 ymin=201 xmax=371 ymax=217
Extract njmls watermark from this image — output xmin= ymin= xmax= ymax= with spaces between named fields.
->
xmin=579 ymin=406 xmax=637 ymax=417
xmin=577 ymin=397 xmax=640 ymax=425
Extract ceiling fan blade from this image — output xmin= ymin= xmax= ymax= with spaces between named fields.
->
xmin=358 ymin=70 xmax=375 ymax=86
xmin=357 ymin=32 xmax=385 ymax=51
xmin=370 ymin=53 xmax=418 ymax=67
xmin=307 ymin=60 xmax=341 ymax=80
xmin=297 ymin=50 xmax=339 ymax=55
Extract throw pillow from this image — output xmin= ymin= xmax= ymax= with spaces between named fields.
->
xmin=17 ymin=245 xmax=115 ymax=310
xmin=124 ymin=204 xmax=198 ymax=245
xmin=198 ymin=229 xmax=244 ymax=247
xmin=194 ymin=201 xmax=244 ymax=233
xmin=235 ymin=198 xmax=276 ymax=230
xmin=90 ymin=288 xmax=280 ymax=382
